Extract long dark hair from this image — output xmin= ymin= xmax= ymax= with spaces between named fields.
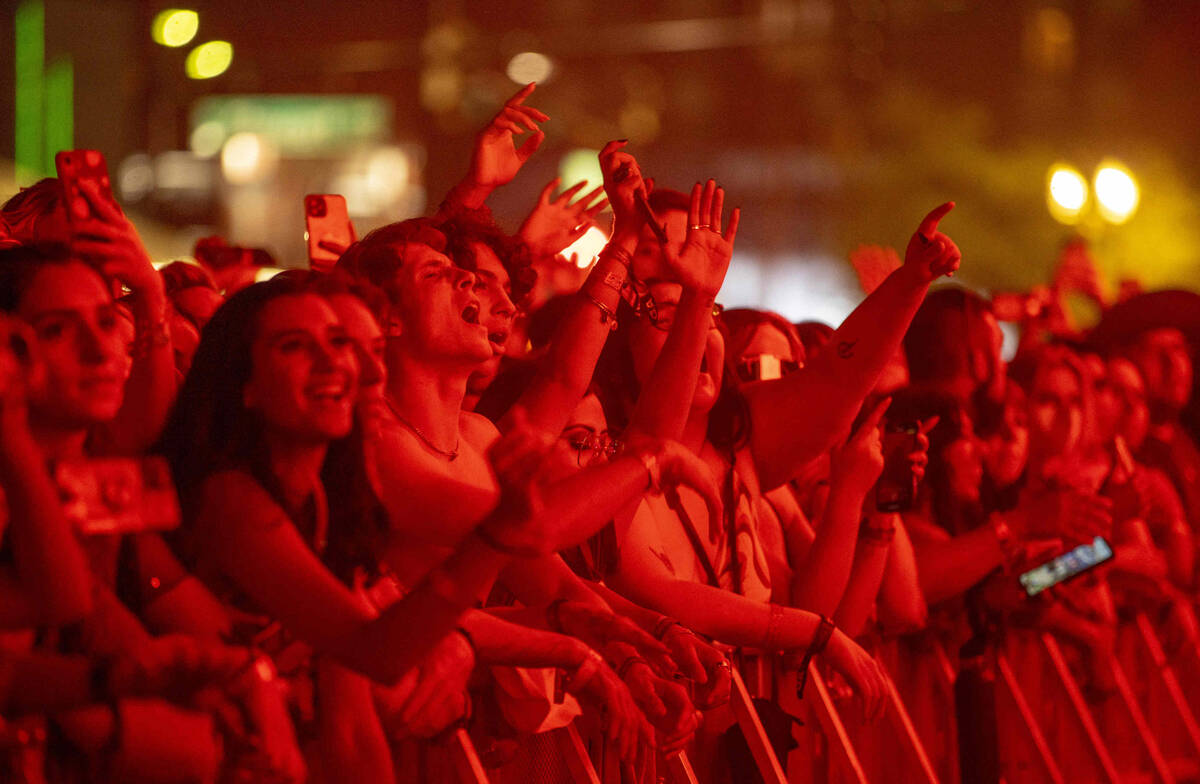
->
xmin=157 ymin=275 xmax=387 ymax=582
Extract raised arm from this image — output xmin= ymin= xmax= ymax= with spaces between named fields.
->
xmin=439 ymin=83 xmax=547 ymax=214
xmin=790 ymin=398 xmax=886 ymax=616
xmin=744 ymin=203 xmax=961 ymax=490
xmin=626 ymin=180 xmax=739 ymax=440
xmin=72 ymin=179 xmax=176 ymax=453
xmin=510 ymin=142 xmax=646 ymax=436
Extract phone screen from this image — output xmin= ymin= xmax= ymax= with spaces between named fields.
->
xmin=1019 ymin=536 xmax=1114 ymax=596
xmin=876 ymin=421 xmax=919 ymax=512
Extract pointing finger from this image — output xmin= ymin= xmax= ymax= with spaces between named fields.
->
xmin=917 ymin=201 xmax=955 ymax=240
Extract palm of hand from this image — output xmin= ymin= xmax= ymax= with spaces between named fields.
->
xmin=671 ymin=234 xmax=732 ymax=296
xmin=472 ymin=130 xmax=524 ymax=188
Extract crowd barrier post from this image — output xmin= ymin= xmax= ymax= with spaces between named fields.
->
xmin=881 ymin=667 xmax=941 ymax=784
xmin=777 ymin=662 xmax=868 ymax=784
xmin=1133 ymin=611 xmax=1200 ymax=761
xmin=556 ymin=723 xmax=603 ymax=784
xmin=1101 ymin=646 xmax=1176 ymax=783
xmin=663 ymin=749 xmax=701 ymax=784
xmin=1036 ymin=633 xmax=1123 ymax=784
xmin=449 ymin=727 xmax=492 ymax=784
xmin=993 ymin=651 xmax=1064 ymax=784
xmin=730 ymin=666 xmax=790 ymax=784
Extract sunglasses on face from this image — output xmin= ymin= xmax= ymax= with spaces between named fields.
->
xmin=620 ymin=274 xmax=723 ymax=331
xmin=563 ymin=429 xmax=622 ymax=467
xmin=735 ymin=354 xmax=801 ymax=383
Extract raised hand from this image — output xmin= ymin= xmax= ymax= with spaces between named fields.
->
xmin=69 ymin=179 xmax=164 ymax=305
xmin=598 ymin=140 xmax=647 ymax=239
xmin=663 ymin=179 xmax=740 ymax=297
xmin=903 ymin=202 xmax=961 ymax=283
xmin=830 ymin=397 xmax=890 ymax=497
xmin=466 ymin=83 xmax=549 ymax=190
xmin=518 ymin=178 xmax=608 ymax=258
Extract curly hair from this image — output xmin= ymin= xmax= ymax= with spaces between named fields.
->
xmin=438 ymin=209 xmax=537 ymax=308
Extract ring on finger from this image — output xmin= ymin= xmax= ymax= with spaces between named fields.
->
xmin=689 ymin=223 xmax=711 ymax=231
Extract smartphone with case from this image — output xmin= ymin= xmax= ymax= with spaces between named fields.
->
xmin=304 ymin=194 xmax=355 ymax=273
xmin=1019 ymin=536 xmax=1113 ymax=596
xmin=53 ymin=457 xmax=181 ymax=535
xmin=55 ymin=149 xmax=115 ymax=223
xmin=875 ymin=420 xmax=920 ymax=512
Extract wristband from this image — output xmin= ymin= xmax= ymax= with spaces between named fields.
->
xmin=600 ymin=268 xmax=627 ymax=292
xmin=583 ymin=292 xmax=619 ymax=331
xmin=794 ymin=615 xmax=836 ymax=700
xmin=653 ymin=616 xmax=684 ymax=640
xmin=617 ymin=655 xmax=651 ymax=681
xmin=600 ymin=245 xmax=633 ymax=270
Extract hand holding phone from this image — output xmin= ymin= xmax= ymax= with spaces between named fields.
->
xmin=1019 ymin=536 xmax=1113 ymax=596
xmin=55 ymin=149 xmax=115 ymax=223
xmin=876 ymin=420 xmax=920 ymax=512
xmin=304 ymin=194 xmax=355 ymax=273
xmin=53 ymin=456 xmax=181 ymax=535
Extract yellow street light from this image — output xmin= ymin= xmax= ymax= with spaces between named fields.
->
xmin=1094 ymin=160 xmax=1139 ymax=224
xmin=1046 ymin=163 xmax=1088 ymax=224
xmin=152 ymin=9 xmax=199 ymax=48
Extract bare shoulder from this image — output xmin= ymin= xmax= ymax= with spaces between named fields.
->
xmin=460 ymin=410 xmax=501 ymax=451
xmin=196 ymin=469 xmax=286 ymax=529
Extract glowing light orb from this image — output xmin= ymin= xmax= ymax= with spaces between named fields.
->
xmin=186 ymin=40 xmax=233 ymax=79
xmin=152 ymin=9 xmax=198 ymax=48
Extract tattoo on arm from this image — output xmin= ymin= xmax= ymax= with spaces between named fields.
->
xmin=837 ymin=340 xmax=857 ymax=359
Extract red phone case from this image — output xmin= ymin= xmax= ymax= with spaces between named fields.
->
xmin=55 ymin=149 xmax=114 ymax=222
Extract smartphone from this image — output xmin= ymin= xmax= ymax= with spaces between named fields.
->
xmin=304 ymin=194 xmax=355 ymax=273
xmin=55 ymin=149 xmax=114 ymax=223
xmin=875 ymin=420 xmax=920 ymax=512
xmin=1019 ymin=536 xmax=1114 ymax=596
xmin=53 ymin=457 xmax=181 ymax=535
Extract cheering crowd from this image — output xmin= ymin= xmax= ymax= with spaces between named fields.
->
xmin=1 ymin=82 xmax=1198 ymax=783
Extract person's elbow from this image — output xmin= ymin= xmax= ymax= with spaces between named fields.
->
xmin=879 ymin=597 xmax=928 ymax=636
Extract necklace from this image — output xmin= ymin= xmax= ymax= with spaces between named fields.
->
xmin=384 ymin=395 xmax=459 ymax=461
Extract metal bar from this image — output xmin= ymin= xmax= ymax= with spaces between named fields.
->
xmin=450 ymin=728 xmax=491 ymax=784
xmin=1039 ymin=633 xmax=1124 ymax=784
xmin=557 ymin=723 xmax=603 ymax=784
xmin=995 ymin=651 xmax=1066 ymax=784
xmin=730 ymin=666 xmax=789 ymax=784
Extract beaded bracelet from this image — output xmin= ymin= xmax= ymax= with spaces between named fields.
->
xmin=617 ymin=655 xmax=651 ymax=680
xmin=763 ymin=603 xmax=785 ymax=651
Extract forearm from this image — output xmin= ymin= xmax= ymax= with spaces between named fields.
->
xmin=535 ymin=456 xmax=652 ymax=550
xmin=0 ymin=431 xmax=93 ymax=624
xmin=499 ymin=554 xmax=612 ymax=609
xmin=609 ymin=570 xmax=822 ymax=651
xmin=439 ymin=178 xmax=493 ymax=215
xmin=747 ymin=265 xmax=929 ymax=489
xmin=106 ymin=293 xmax=175 ymax=453
xmin=876 ymin=518 xmax=927 ymax=634
xmin=833 ymin=539 xmax=891 ymax=639
xmin=353 ymin=532 xmax=509 ymax=684
xmin=912 ymin=525 xmax=1004 ymax=606
xmin=515 ymin=233 xmax=637 ymax=435
xmin=790 ymin=481 xmax=867 ymax=616
xmin=628 ymin=289 xmax=714 ymax=440
xmin=465 ymin=609 xmax=590 ymax=668
xmin=588 ymin=581 xmax=670 ymax=635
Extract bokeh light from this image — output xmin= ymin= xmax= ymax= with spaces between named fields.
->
xmin=220 ymin=132 xmax=277 ymax=185
xmin=1094 ymin=161 xmax=1139 ymax=224
xmin=185 ymin=40 xmax=233 ymax=79
xmin=1047 ymin=163 xmax=1088 ymax=224
xmin=506 ymin=52 xmax=554 ymax=84
xmin=563 ymin=226 xmax=610 ymax=268
xmin=189 ymin=120 xmax=226 ymax=158
xmin=151 ymin=9 xmax=198 ymax=48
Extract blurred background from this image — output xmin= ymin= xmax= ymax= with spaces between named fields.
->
xmin=2 ymin=0 xmax=1199 ymax=327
